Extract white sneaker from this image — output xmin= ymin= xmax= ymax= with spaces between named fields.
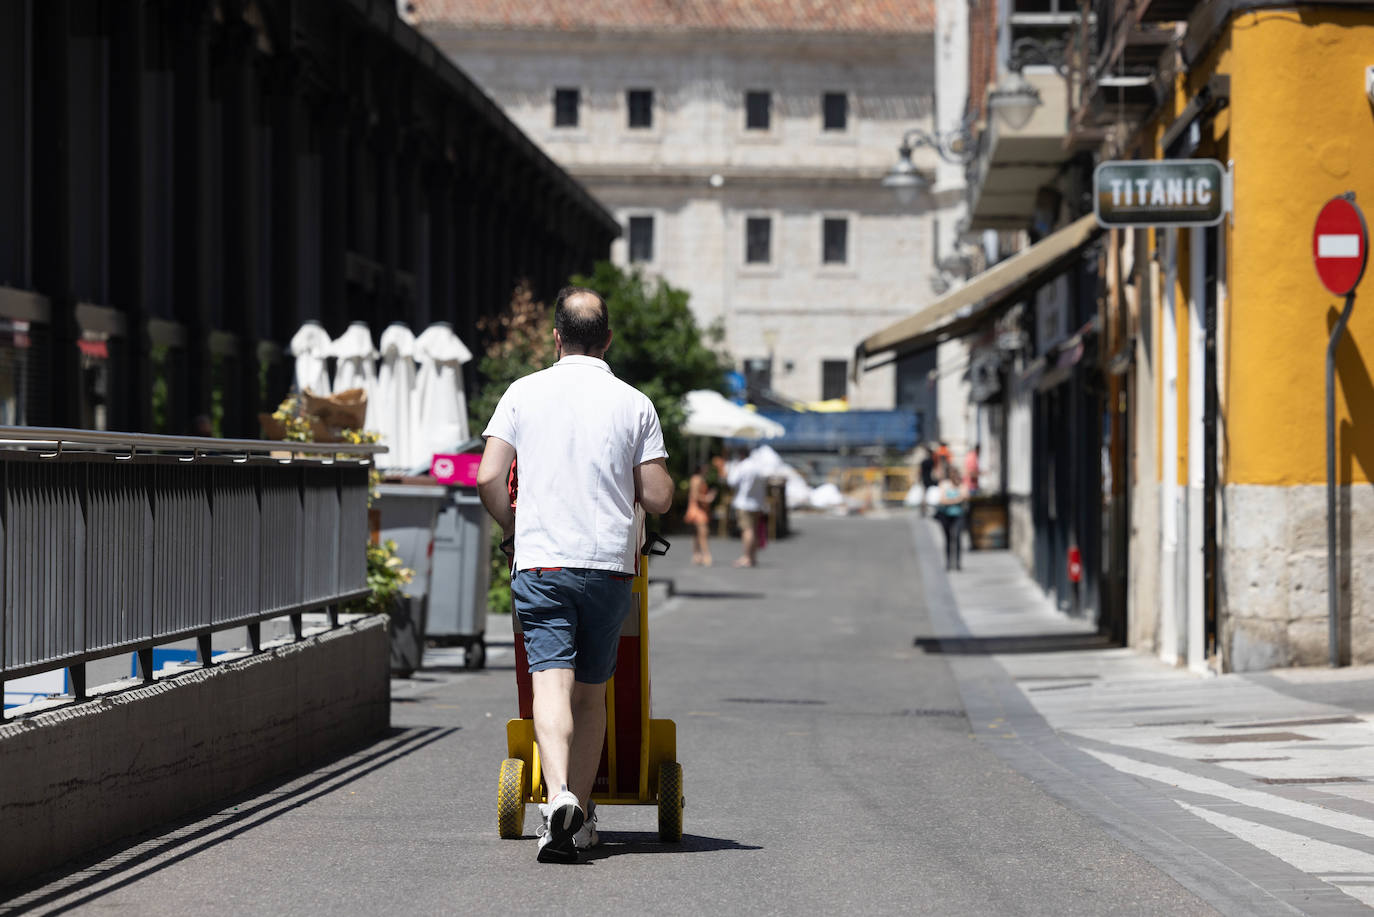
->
xmin=536 ymin=791 xmax=583 ymax=863
xmin=573 ymin=800 xmax=599 ymax=849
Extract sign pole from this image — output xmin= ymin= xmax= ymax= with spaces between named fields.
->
xmin=1314 ymin=191 xmax=1367 ymax=668
xmin=1326 ymin=290 xmax=1356 ymax=667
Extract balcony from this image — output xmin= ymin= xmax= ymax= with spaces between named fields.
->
xmin=1067 ymin=0 xmax=1197 ymax=147
xmin=966 ymin=70 xmax=1071 ymax=231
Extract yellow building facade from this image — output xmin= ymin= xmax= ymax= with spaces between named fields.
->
xmin=1125 ymin=6 xmax=1374 ymax=670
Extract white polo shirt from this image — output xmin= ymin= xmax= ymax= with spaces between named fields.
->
xmin=482 ymin=355 xmax=667 ymax=574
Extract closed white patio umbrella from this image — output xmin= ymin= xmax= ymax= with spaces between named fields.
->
xmin=374 ymin=323 xmax=419 ymax=474
xmin=289 ymin=321 xmax=332 ymax=396
xmin=330 ymin=322 xmax=380 ymax=430
xmin=414 ymin=322 xmax=474 ymax=468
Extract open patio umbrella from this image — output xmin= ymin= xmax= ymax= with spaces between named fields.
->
xmin=373 ymin=323 xmax=419 ymax=474
xmin=414 ymin=322 xmax=474 ymax=467
xmin=682 ymin=390 xmax=785 ymax=440
xmin=289 ymin=321 xmax=332 ymax=396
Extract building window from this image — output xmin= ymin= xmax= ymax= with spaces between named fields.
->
xmin=745 ymin=216 xmax=771 ymax=264
xmin=822 ymin=217 xmax=848 ymax=264
xmin=628 ymin=215 xmax=654 ymax=263
xmin=745 ymin=91 xmax=771 ymax=130
xmin=553 ymin=88 xmax=580 ymax=128
xmin=627 ymin=89 xmax=653 ymax=129
xmin=744 ymin=357 xmax=772 ymax=396
xmin=822 ymin=92 xmax=847 ymax=131
xmin=821 ymin=360 xmax=848 ymax=401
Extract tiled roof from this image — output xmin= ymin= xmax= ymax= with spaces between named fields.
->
xmin=410 ymin=0 xmax=934 ymax=35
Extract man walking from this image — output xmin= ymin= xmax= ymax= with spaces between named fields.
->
xmin=726 ymin=447 xmax=766 ymax=567
xmin=476 ymin=287 xmax=673 ymax=863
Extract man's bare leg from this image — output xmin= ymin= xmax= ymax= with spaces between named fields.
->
xmin=735 ymin=520 xmax=756 ymax=567
xmin=568 ymin=680 xmax=609 ymax=805
xmin=531 ymin=668 xmax=576 ymax=799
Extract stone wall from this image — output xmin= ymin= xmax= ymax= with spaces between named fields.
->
xmin=1222 ymin=484 xmax=1374 ymax=670
xmin=0 ymin=617 xmax=390 ymax=884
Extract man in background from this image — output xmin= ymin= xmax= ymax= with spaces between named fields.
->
xmin=727 ymin=447 xmax=766 ymax=567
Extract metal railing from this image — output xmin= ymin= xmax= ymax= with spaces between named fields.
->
xmin=0 ymin=428 xmax=385 ymax=698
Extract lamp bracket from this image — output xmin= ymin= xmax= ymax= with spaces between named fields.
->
xmin=1007 ymin=37 xmax=1070 ymax=77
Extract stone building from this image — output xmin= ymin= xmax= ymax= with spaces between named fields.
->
xmin=413 ymin=0 xmax=950 ymax=415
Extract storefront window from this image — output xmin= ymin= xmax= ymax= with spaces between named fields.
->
xmin=0 ymin=319 xmax=40 ymax=425
xmin=210 ymin=353 xmax=229 ymax=438
xmin=77 ymin=330 xmax=111 ymax=431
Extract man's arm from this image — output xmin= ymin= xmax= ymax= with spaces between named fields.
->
xmin=634 ymin=457 xmax=674 ymax=515
xmin=475 ymin=435 xmax=517 ymax=534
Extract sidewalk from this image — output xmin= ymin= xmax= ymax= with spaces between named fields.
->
xmin=914 ymin=516 xmax=1374 ymax=915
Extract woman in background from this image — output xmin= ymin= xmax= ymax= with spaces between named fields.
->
xmin=936 ymin=466 xmax=968 ymax=571
xmin=684 ymin=462 xmax=718 ymax=566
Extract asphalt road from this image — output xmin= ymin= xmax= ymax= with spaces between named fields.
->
xmin=4 ymin=513 xmax=1217 ymax=916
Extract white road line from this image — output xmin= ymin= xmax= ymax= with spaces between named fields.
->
xmin=1084 ymin=747 xmax=1374 ymax=838
xmin=1177 ymin=802 xmax=1374 ymax=909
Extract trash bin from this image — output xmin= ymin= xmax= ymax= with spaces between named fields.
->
xmin=427 ymin=488 xmax=491 ymax=668
xmin=375 ymin=482 xmax=448 ymax=675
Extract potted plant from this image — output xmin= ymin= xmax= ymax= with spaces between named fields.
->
xmin=354 ymin=538 xmax=420 ymax=676
xmin=264 ymin=394 xmax=420 ymax=674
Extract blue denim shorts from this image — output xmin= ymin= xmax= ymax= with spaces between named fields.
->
xmin=511 ymin=567 xmax=634 ymax=684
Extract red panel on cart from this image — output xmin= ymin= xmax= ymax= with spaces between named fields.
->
xmin=612 ymin=636 xmax=643 ymax=795
xmin=514 ymin=635 xmax=532 ymax=719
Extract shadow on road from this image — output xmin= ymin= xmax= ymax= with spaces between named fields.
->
xmin=577 ymin=832 xmax=763 ymax=862
xmin=670 ymin=591 xmax=766 ymax=601
xmin=1 ymin=726 xmax=455 ymax=915
xmin=913 ymin=632 xmax=1117 ymax=655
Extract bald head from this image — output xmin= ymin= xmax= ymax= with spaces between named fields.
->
xmin=554 ymin=286 xmax=611 ymax=356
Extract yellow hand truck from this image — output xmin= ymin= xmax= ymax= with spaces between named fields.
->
xmin=497 ymin=534 xmax=682 ymax=842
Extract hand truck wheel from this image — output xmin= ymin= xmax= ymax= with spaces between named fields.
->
xmin=657 ymin=761 xmax=684 ymax=842
xmin=498 ymin=758 xmax=527 ymax=838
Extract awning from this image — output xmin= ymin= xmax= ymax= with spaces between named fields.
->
xmin=1017 ymin=317 xmax=1100 ymax=393
xmin=855 ymin=214 xmax=1102 ymax=372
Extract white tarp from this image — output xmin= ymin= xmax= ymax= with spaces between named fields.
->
xmin=289 ymin=321 xmax=332 ymax=396
xmin=414 ymin=323 xmax=474 ymax=465
xmin=682 ymin=390 xmax=785 ymax=440
xmin=373 ymin=324 xmax=419 ymax=473
xmin=808 ymin=482 xmax=846 ymax=509
xmin=742 ymin=443 xmax=813 ymax=508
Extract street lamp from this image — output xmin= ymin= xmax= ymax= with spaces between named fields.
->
xmin=987 ymin=70 xmax=1041 ymax=131
xmin=881 ymin=123 xmax=978 ymax=205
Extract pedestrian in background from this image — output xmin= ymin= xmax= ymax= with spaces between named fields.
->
xmin=918 ymin=442 xmax=937 ymax=517
xmin=476 ymin=286 xmax=673 ymax=864
xmin=964 ymin=444 xmax=980 ymax=496
xmin=934 ymin=440 xmax=952 ymax=478
xmin=726 ymin=447 xmax=766 ymax=568
xmin=935 ymin=465 xmax=968 ymax=571
xmin=684 ymin=461 xmax=718 ymax=566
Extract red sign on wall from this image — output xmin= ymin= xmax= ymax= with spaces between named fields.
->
xmin=1313 ymin=196 xmax=1368 ymax=296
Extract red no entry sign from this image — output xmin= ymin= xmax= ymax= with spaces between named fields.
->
xmin=1313 ymin=196 xmax=1368 ymax=296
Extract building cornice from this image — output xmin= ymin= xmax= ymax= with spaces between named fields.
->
xmin=564 ymin=164 xmax=899 ymax=188
xmin=419 ymin=23 xmax=931 ymax=61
